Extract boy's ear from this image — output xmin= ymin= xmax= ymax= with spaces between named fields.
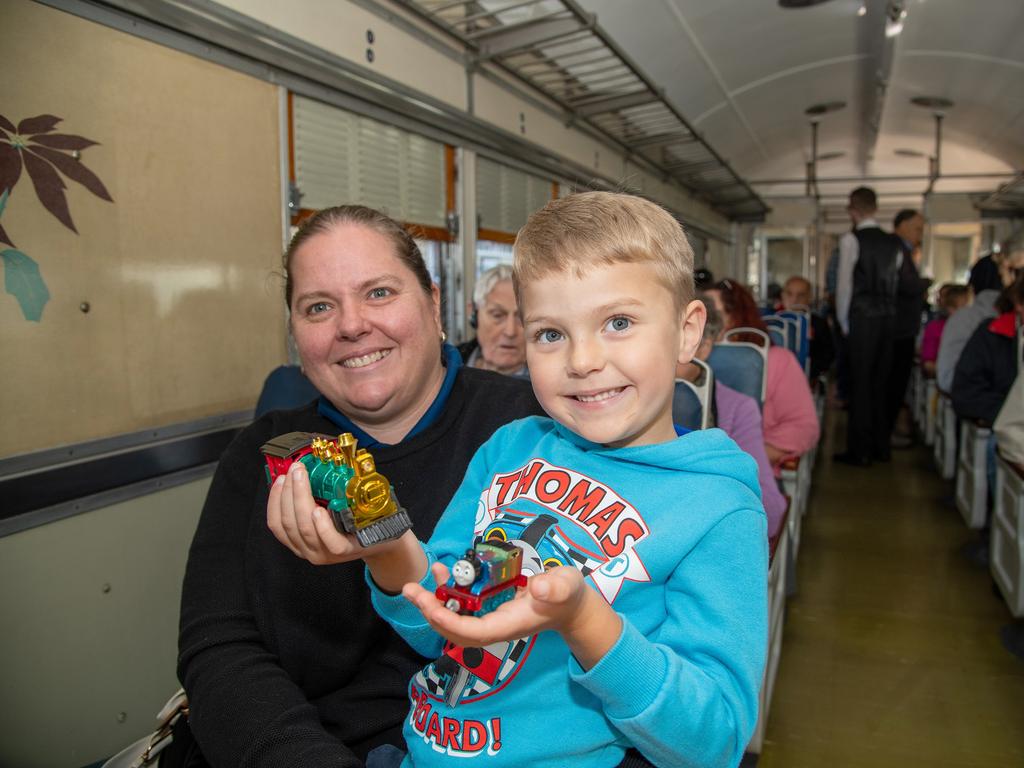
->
xmin=677 ymin=299 xmax=706 ymax=365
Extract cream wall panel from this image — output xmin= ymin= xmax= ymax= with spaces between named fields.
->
xmin=471 ymin=73 xmax=608 ymax=180
xmin=0 ymin=1 xmax=285 ymax=457
xmin=0 ymin=478 xmax=210 ymax=768
xmin=219 ymin=0 xmax=466 ymax=111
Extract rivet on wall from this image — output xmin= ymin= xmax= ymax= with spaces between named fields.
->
xmin=102 ymin=583 xmax=111 ymax=593
xmin=80 ymin=301 xmax=90 ymax=314
xmin=366 ymin=29 xmax=375 ymax=63
xmin=116 ymin=712 xmax=127 ymax=723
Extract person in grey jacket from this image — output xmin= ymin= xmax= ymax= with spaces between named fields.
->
xmin=936 ymin=254 xmax=1005 ymax=393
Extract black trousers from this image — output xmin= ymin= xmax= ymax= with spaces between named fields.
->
xmin=887 ymin=336 xmax=916 ymax=434
xmin=846 ymin=312 xmax=894 ymax=460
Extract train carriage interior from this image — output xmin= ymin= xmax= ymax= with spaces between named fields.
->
xmin=2 ymin=0 xmax=1023 ymax=765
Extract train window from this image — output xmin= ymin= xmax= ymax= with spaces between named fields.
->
xmin=415 ymin=238 xmax=443 ymax=286
xmin=290 ymin=94 xmax=446 ymax=230
xmin=931 ymin=224 xmax=981 ymax=286
xmin=476 ymin=156 xmax=553 ymax=238
xmin=765 ymin=236 xmax=807 ymax=295
xmin=477 ymin=240 xmax=513 ymax=275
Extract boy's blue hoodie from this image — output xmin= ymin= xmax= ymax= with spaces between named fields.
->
xmin=370 ymin=416 xmax=768 ymax=768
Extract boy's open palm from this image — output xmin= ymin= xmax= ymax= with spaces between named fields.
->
xmin=403 ymin=562 xmax=589 ymax=648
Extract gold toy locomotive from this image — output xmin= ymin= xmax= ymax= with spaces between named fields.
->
xmin=260 ymin=431 xmax=411 ymax=546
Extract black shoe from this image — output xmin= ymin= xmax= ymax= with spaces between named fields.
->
xmin=833 ymin=452 xmax=872 ymax=467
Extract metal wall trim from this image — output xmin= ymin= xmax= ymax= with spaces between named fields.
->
xmin=0 ymin=462 xmax=218 ymax=538
xmin=0 ymin=410 xmax=253 ymax=478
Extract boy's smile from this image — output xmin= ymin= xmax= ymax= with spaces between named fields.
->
xmin=521 ymin=261 xmax=702 ymax=449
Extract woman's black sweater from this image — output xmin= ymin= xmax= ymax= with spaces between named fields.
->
xmin=177 ymin=367 xmax=542 ymax=767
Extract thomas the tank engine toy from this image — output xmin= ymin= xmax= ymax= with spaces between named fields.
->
xmin=260 ymin=431 xmax=411 ymax=547
xmin=436 ymin=540 xmax=527 ymax=616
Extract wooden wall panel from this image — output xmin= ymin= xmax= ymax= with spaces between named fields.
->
xmin=0 ymin=0 xmax=286 ymax=457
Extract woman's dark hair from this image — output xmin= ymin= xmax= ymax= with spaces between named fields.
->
xmin=712 ymin=279 xmax=767 ymax=336
xmin=283 ymin=205 xmax=433 ymax=307
xmin=995 ymin=274 xmax=1024 ymax=314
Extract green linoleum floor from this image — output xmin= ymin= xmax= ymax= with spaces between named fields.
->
xmin=758 ymin=410 xmax=1024 ymax=768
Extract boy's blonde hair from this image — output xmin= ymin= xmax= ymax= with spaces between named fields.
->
xmin=512 ymin=191 xmax=695 ymax=311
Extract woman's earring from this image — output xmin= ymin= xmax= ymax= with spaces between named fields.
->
xmin=440 ymin=331 xmax=447 ymax=343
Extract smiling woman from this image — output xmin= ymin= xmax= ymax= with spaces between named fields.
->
xmin=175 ymin=205 xmax=543 ymax=768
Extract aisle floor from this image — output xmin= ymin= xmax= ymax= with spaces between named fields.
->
xmin=758 ymin=410 xmax=1024 ymax=767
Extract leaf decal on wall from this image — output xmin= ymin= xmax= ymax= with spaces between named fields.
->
xmin=29 ymin=134 xmax=99 ymax=151
xmin=22 ymin=152 xmax=75 ymax=233
xmin=0 ymin=112 xmax=113 ymax=233
xmin=0 ymin=142 xmax=22 ymax=198
xmin=2 ymin=248 xmax=50 ymax=321
xmin=0 ymin=188 xmax=11 ymax=248
xmin=0 ymin=113 xmax=110 ymax=320
xmin=0 ymin=188 xmax=7 ymax=215
xmin=31 ymin=145 xmax=112 ymax=201
xmin=17 ymin=115 xmax=62 ymax=135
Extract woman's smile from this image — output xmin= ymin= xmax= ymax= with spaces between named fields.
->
xmin=339 ymin=348 xmax=392 ymax=369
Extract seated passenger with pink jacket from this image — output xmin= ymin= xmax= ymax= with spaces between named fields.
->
xmin=678 ymin=296 xmax=788 ymax=537
xmin=704 ymin=280 xmax=820 ymax=468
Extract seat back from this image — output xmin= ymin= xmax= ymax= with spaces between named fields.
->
xmin=710 ymin=328 xmax=770 ymax=407
xmin=255 ymin=365 xmax=321 ymax=417
xmin=673 ymin=358 xmax=714 ymax=430
xmin=778 ymin=308 xmax=811 ymax=373
xmin=763 ymin=317 xmax=788 ymax=351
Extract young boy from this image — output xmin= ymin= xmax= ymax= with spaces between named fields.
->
xmin=280 ymin=192 xmax=767 ymax=767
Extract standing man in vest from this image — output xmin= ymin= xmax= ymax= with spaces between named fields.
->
xmin=834 ymin=187 xmax=901 ymax=466
xmin=888 ymin=209 xmax=932 ymax=447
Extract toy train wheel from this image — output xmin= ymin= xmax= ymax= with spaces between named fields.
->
xmin=444 ymin=597 xmax=461 ymax=612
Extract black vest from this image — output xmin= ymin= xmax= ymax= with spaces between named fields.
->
xmin=851 ymin=226 xmax=899 ymax=318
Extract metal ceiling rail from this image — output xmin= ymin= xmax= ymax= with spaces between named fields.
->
xmin=393 ymin=0 xmax=769 ymax=220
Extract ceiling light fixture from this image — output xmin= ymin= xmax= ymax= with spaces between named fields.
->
xmin=804 ymin=101 xmax=847 ymax=116
xmin=885 ymin=1 xmax=906 ymax=36
xmin=778 ymin=0 xmax=836 ymax=7
xmin=911 ymin=96 xmax=954 ymax=110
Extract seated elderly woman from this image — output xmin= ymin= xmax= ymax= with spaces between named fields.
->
xmin=677 ymin=296 xmax=788 ymax=538
xmin=176 ymin=205 xmax=543 ymax=767
xmin=704 ymin=279 xmax=820 ymax=468
xmin=457 ymin=263 xmax=528 ymax=377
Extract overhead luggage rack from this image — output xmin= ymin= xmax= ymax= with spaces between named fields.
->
xmin=395 ymin=0 xmax=769 ymax=220
xmin=977 ymin=173 xmax=1024 ymax=217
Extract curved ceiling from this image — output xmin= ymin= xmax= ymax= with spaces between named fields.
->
xmin=576 ymin=0 xmax=1024 ymax=205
